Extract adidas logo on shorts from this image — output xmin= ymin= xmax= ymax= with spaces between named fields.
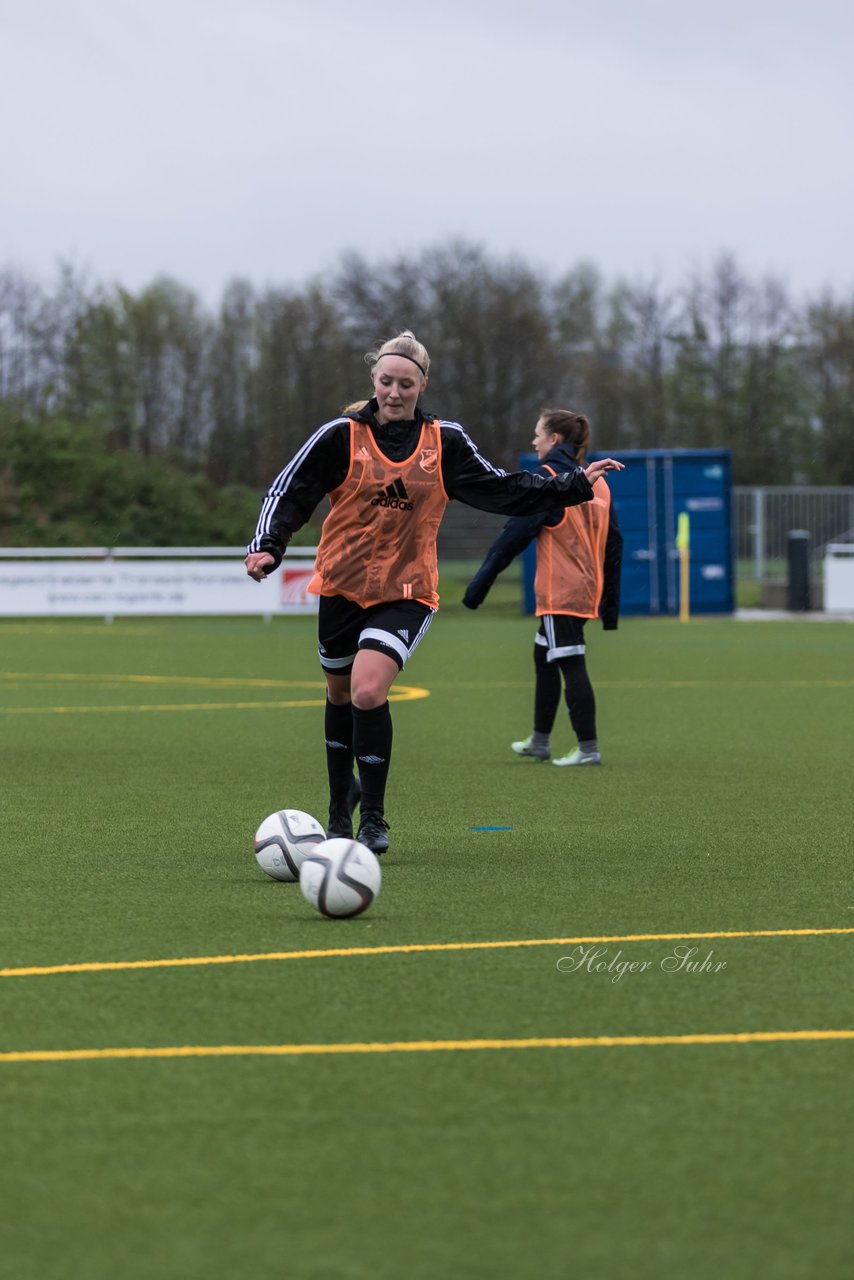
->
xmin=371 ymin=479 xmax=413 ymax=511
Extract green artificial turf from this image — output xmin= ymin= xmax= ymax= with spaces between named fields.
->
xmin=1 ymin=612 xmax=852 ymax=1280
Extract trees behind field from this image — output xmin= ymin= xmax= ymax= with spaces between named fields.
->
xmin=2 ymin=244 xmax=854 ymax=508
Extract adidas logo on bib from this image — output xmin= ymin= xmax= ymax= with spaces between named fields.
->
xmin=371 ymin=479 xmax=413 ymax=511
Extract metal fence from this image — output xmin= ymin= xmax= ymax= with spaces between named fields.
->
xmin=437 ymin=487 xmax=854 ymax=583
xmin=733 ymin=487 xmax=854 ymax=581
xmin=436 ymin=487 xmax=854 ymax=609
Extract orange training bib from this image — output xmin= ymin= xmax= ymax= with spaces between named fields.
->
xmin=308 ymin=420 xmax=448 ymax=609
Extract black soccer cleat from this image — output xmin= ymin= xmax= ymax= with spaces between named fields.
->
xmin=327 ymin=775 xmax=361 ymax=839
xmin=357 ymin=810 xmax=390 ymax=856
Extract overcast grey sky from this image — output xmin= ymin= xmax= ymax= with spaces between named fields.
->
xmin=3 ymin=0 xmax=853 ymax=304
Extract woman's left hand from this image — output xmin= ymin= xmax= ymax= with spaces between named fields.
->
xmin=584 ymin=458 xmax=625 ymax=484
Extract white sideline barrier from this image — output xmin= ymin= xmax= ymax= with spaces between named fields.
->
xmin=824 ymin=544 xmax=854 ymax=613
xmin=0 ymin=548 xmax=319 ymax=619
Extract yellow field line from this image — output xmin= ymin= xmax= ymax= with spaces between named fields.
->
xmin=1 ymin=700 xmax=333 ymax=714
xmin=0 ymin=625 xmax=152 ymax=636
xmin=0 ymin=673 xmax=327 ymax=687
xmin=598 ymin=679 xmax=854 ymax=689
xmin=2 ymin=1029 xmax=852 ymax=1065
xmin=3 ymin=926 xmax=851 ymax=980
xmin=0 ymin=677 xmax=428 ymax=713
xmin=1 ymin=670 xmax=848 ymax=715
xmin=425 ymin=679 xmax=854 ymax=689
xmin=3 ymin=673 xmax=852 ymax=691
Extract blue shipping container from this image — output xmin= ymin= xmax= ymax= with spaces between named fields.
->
xmin=520 ymin=448 xmax=733 ymax=616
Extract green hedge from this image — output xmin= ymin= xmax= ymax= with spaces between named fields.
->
xmin=0 ymin=413 xmax=319 ymax=548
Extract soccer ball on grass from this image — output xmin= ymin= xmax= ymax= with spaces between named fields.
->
xmin=254 ymin=809 xmax=326 ymax=881
xmin=299 ymin=838 xmax=381 ymax=918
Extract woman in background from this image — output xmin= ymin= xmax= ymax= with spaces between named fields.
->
xmin=463 ymin=408 xmax=623 ymax=766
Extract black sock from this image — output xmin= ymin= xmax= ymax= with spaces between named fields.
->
xmin=325 ymin=699 xmax=354 ymax=803
xmin=533 ymin=644 xmax=561 ymax=735
xmin=352 ymin=702 xmax=393 ymax=814
xmin=557 ymin=655 xmax=597 ymax=743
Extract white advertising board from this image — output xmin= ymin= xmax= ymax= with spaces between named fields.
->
xmin=824 ymin=544 xmax=854 ymax=613
xmin=0 ymin=551 xmax=318 ymax=618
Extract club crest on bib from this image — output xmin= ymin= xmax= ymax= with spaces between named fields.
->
xmin=418 ymin=448 xmax=439 ymax=474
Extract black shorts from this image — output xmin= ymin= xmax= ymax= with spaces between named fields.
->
xmin=317 ymin=596 xmax=435 ymax=674
xmin=535 ymin=615 xmax=587 ymax=662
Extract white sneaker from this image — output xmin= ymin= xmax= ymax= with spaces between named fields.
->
xmin=511 ymin=736 xmax=550 ymax=761
xmin=553 ymin=748 xmax=601 ymax=766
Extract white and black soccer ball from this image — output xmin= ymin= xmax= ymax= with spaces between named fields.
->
xmin=254 ymin=809 xmax=326 ymax=882
xmin=299 ymin=838 xmax=381 ymax=919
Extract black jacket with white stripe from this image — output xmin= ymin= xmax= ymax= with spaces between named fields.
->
xmin=248 ymin=400 xmax=595 ymax=571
